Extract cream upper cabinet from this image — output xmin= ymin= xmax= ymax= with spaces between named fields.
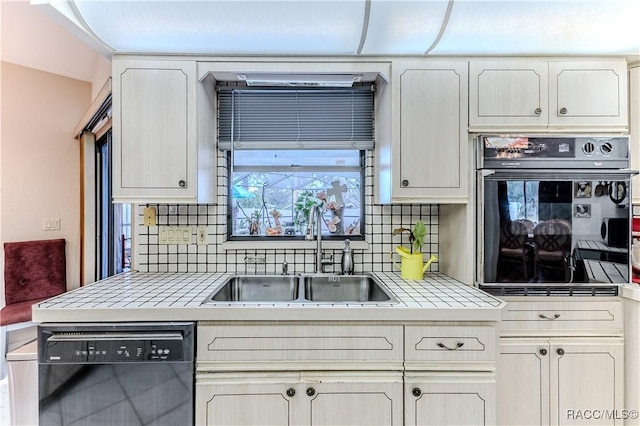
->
xmin=112 ymin=58 xmax=216 ymax=203
xmin=391 ymin=60 xmax=469 ymax=203
xmin=469 ymin=60 xmax=548 ymax=128
xmin=469 ymin=59 xmax=628 ymax=131
xmin=549 ymin=60 xmax=628 ymax=129
xmin=629 ymin=66 xmax=640 ymax=203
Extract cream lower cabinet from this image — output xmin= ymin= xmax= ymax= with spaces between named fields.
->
xmin=196 ymin=323 xmax=405 ymax=426
xmin=196 ymin=373 xmax=403 ymax=426
xmin=196 ymin=322 xmax=498 ymax=425
xmin=404 ymin=325 xmax=498 ymax=425
xmin=498 ymin=299 xmax=625 ymax=426
xmin=404 ymin=373 xmax=496 ymax=426
xmin=499 ymin=338 xmax=624 ymax=426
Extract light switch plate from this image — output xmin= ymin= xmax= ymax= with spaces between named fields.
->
xmin=143 ymin=207 xmax=157 ymax=226
xmin=159 ymin=226 xmax=191 ymax=244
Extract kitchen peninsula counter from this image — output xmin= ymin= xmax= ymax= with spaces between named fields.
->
xmin=32 ymin=271 xmax=504 ymax=323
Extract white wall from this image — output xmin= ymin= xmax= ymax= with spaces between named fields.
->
xmin=0 ymin=1 xmax=110 ymax=306
xmin=1 ymin=61 xmax=91 ymax=300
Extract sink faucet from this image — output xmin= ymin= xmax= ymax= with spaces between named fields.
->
xmin=306 ymin=204 xmax=333 ymax=273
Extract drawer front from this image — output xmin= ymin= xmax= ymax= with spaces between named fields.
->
xmin=198 ymin=324 xmax=403 ymax=364
xmin=501 ymin=300 xmax=623 ymax=333
xmin=405 ymin=326 xmax=496 ymax=363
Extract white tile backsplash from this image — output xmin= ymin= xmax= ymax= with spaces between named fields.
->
xmin=135 ymin=152 xmax=440 ymax=274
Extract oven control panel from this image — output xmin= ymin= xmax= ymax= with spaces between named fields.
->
xmin=480 ymin=135 xmax=629 ymax=169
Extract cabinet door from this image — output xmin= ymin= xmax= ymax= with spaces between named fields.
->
xmin=405 ymin=373 xmax=496 ymax=426
xmin=469 ymin=60 xmax=548 ymax=129
xmin=113 ymin=59 xmax=198 ymax=202
xmin=196 ymin=375 xmax=300 ymax=426
xmin=392 ymin=61 xmax=469 ymax=203
xmin=305 ymin=378 xmax=403 ymax=426
xmin=498 ymin=339 xmax=550 ymax=426
xmin=549 ymin=61 xmax=628 ymax=129
xmin=550 ymin=339 xmax=624 ymax=426
xmin=630 ymin=66 xmax=640 ymax=203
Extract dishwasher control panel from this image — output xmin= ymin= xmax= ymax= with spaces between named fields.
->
xmin=38 ymin=322 xmax=194 ymax=364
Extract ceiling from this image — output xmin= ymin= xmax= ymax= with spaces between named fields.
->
xmin=38 ymin=0 xmax=640 ymax=58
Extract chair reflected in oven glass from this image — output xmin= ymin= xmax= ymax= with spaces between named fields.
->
xmin=498 ymin=220 xmax=533 ymax=282
xmin=532 ymin=220 xmax=572 ymax=282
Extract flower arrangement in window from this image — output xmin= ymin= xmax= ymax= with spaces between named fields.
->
xmin=316 ymin=191 xmax=344 ymax=234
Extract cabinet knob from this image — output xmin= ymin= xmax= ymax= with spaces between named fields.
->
xmin=401 ymin=180 xmax=409 ymax=187
xmin=557 ymin=348 xmax=565 ymax=356
xmin=534 ymin=107 xmax=542 ymax=115
xmin=286 ymin=388 xmax=296 ymax=397
xmin=539 ymin=348 xmax=548 ymax=356
xmin=178 ymin=180 xmax=187 ymax=188
xmin=559 ymin=107 xmax=568 ymax=115
xmin=412 ymin=387 xmax=422 ymax=397
xmin=306 ymin=387 xmax=316 ymax=397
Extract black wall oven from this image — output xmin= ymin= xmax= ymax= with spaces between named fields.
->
xmin=476 ymin=135 xmax=635 ymax=296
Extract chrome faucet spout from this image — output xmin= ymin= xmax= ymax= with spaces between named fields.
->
xmin=306 ymin=205 xmax=322 ymax=272
xmin=306 ymin=205 xmax=332 ymax=273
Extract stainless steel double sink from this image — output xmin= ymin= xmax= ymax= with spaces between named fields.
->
xmin=202 ymin=273 xmax=398 ymax=304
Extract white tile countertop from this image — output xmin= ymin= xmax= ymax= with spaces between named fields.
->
xmin=32 ymin=271 xmax=505 ymax=323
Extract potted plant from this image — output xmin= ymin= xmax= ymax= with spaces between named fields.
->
xmin=392 ymin=220 xmax=427 ymax=254
xmin=389 ymin=220 xmax=437 ymax=280
xmin=293 ymin=191 xmax=320 ymax=233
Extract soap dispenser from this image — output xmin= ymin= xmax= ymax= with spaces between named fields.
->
xmin=340 ymin=239 xmax=354 ymax=275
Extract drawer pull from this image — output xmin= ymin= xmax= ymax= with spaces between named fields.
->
xmin=436 ymin=342 xmax=464 ymax=350
xmin=538 ymin=314 xmax=560 ymax=320
xmin=286 ymin=388 xmax=296 ymax=397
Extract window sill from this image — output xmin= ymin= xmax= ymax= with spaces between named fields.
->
xmin=221 ymin=239 xmax=369 ymax=251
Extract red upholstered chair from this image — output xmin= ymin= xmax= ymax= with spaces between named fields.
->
xmin=1 ymin=238 xmax=67 ymax=377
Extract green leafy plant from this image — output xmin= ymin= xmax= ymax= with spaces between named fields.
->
xmin=293 ymin=191 xmax=320 ymax=230
xmin=392 ymin=220 xmax=427 ymax=253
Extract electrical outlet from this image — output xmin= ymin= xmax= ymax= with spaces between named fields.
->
xmin=197 ymin=226 xmax=208 ymax=245
xmin=143 ymin=207 xmax=157 ymax=226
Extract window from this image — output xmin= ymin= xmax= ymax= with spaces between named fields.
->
xmin=218 ymin=84 xmax=373 ymax=240
xmin=230 ymin=149 xmax=363 ymax=238
xmin=96 ymin=131 xmax=131 ymax=278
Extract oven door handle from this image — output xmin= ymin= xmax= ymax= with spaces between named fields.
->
xmin=480 ymin=169 xmax=638 ymax=181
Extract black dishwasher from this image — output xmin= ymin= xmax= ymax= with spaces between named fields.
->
xmin=38 ymin=322 xmax=194 ymax=426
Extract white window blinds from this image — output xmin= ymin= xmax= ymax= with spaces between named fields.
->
xmin=217 ymin=86 xmax=375 ymax=150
